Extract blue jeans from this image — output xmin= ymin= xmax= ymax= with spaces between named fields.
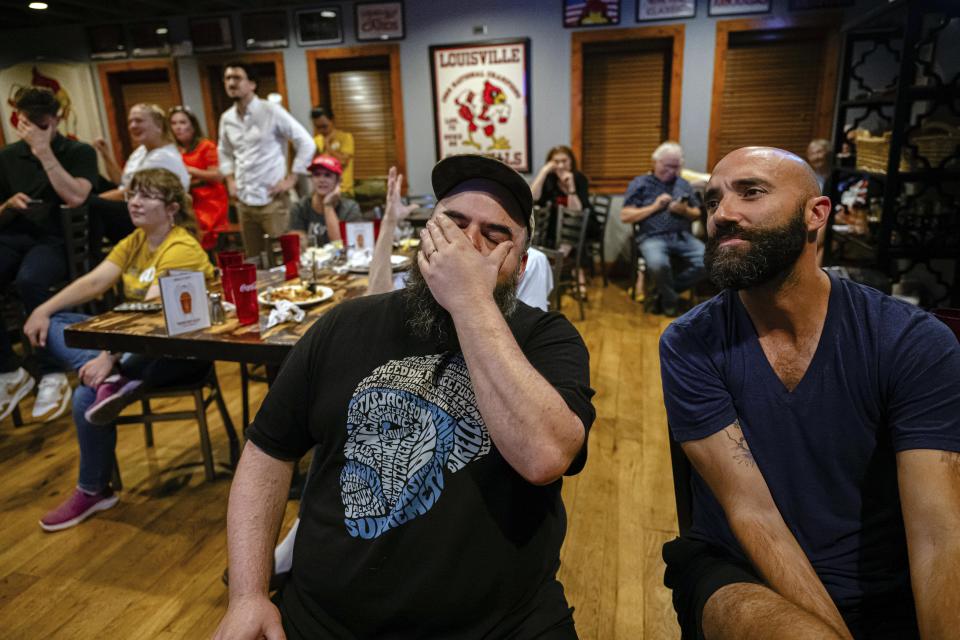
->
xmin=0 ymin=234 xmax=68 ymax=374
xmin=638 ymin=231 xmax=706 ymax=311
xmin=46 ymin=312 xmax=211 ymax=492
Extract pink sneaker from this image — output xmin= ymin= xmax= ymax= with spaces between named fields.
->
xmin=84 ymin=375 xmax=144 ymax=426
xmin=39 ymin=488 xmax=119 ymax=532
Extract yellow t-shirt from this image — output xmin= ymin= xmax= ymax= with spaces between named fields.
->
xmin=106 ymin=226 xmax=215 ymax=301
xmin=314 ymin=130 xmax=355 ymax=195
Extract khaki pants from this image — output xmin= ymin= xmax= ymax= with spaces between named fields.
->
xmin=236 ymin=195 xmax=290 ymax=258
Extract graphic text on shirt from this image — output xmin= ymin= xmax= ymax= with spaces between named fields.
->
xmin=340 ymin=353 xmax=490 ymax=539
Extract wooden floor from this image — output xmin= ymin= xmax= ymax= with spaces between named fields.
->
xmin=0 ymin=280 xmax=680 ymax=639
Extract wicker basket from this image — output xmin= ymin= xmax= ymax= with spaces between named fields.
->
xmin=855 ymin=130 xmax=909 ymax=174
xmin=910 ymin=122 xmax=960 ymax=169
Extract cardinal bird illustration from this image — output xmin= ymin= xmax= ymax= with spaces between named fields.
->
xmin=7 ymin=66 xmax=77 ymax=138
xmin=454 ymin=81 xmax=511 ymax=151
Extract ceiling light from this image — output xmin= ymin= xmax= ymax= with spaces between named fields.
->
xmin=28 ymin=2 xmax=48 ymax=9
xmin=320 ymin=10 xmax=336 ymax=18
xmin=155 ymin=27 xmax=168 ymax=35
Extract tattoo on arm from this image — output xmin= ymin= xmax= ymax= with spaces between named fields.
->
xmin=725 ymin=419 xmax=756 ymax=467
xmin=940 ymin=451 xmax=960 ymax=476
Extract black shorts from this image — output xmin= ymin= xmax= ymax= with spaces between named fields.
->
xmin=662 ymin=536 xmax=763 ymax=640
xmin=663 ymin=536 xmax=921 ymax=640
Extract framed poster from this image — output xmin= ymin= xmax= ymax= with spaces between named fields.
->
xmin=242 ymin=11 xmax=289 ymax=49
xmin=296 ymin=8 xmax=344 ymax=46
xmin=563 ymin=0 xmax=620 ymax=28
xmin=355 ymin=2 xmax=404 ymax=41
xmin=429 ymin=39 xmax=532 ymax=173
xmin=709 ymin=0 xmax=771 ymax=16
xmin=637 ymin=0 xmax=695 ymax=21
xmin=189 ymin=16 xmax=234 ymax=53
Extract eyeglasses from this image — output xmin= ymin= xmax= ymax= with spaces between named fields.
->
xmin=124 ymin=190 xmax=167 ymax=203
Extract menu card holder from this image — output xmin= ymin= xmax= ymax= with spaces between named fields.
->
xmin=159 ymin=270 xmax=211 ymax=336
xmin=344 ymin=220 xmax=376 ymax=262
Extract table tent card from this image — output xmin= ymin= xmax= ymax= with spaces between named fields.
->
xmin=159 ymin=270 xmax=211 ymax=336
xmin=346 ymin=221 xmax=376 ymax=262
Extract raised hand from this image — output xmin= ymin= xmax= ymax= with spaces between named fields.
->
xmin=384 ymin=166 xmax=417 ymax=222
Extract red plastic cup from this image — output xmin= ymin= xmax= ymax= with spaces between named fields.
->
xmin=279 ymin=233 xmax=300 ymax=281
xmin=226 ymin=263 xmax=258 ymax=325
xmin=216 ymin=250 xmax=245 ymax=303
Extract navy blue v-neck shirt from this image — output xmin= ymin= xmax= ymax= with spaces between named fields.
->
xmin=660 ymin=272 xmax=960 ymax=610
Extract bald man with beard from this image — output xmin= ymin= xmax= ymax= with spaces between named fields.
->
xmin=659 ymin=147 xmax=960 ymax=640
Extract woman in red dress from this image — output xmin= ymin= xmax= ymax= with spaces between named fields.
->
xmin=169 ymin=106 xmax=229 ymax=250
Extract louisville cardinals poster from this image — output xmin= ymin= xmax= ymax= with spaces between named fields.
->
xmin=430 ymin=39 xmax=531 ymax=173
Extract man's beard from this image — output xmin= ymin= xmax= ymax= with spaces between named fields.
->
xmin=403 ymin=251 xmax=521 ymax=349
xmin=704 ymin=205 xmax=808 ymax=290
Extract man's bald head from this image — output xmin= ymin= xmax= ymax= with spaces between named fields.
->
xmin=714 ymin=146 xmax=822 ymax=202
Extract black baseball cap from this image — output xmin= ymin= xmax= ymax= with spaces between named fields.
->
xmin=431 ymin=154 xmax=533 ymax=236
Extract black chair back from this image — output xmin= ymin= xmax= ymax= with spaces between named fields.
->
xmin=554 ymin=206 xmax=590 ymax=320
xmin=60 ymin=204 xmax=90 ymax=281
xmin=531 ymin=205 xmax=552 ymax=248
xmin=587 ymin=194 xmax=612 ymax=286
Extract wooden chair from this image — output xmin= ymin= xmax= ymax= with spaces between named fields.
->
xmin=553 ymin=206 xmax=591 ymax=321
xmin=110 ymin=365 xmax=240 ymax=489
xmin=530 ymin=205 xmax=552 ymax=248
xmin=586 ymin=194 xmax=612 ymax=287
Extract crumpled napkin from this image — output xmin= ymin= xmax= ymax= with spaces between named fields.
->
xmin=265 ymin=300 xmax=305 ymax=329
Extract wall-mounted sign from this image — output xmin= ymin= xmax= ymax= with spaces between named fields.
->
xmin=563 ymin=0 xmax=621 ymax=28
xmin=637 ymin=0 xmax=695 ymax=21
xmin=356 ymin=2 xmax=405 ymax=41
xmin=709 ymin=0 xmax=771 ymax=16
xmin=429 ymin=39 xmax=531 ymax=173
xmin=296 ymin=7 xmax=344 ymax=46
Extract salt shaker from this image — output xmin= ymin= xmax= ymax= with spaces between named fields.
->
xmin=209 ymin=292 xmax=226 ymax=325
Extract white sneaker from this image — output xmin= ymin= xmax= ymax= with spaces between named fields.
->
xmin=0 ymin=367 xmax=36 ymax=422
xmin=32 ymin=373 xmax=72 ymax=422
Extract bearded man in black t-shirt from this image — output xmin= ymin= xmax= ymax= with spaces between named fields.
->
xmin=214 ymin=155 xmax=596 ymax=640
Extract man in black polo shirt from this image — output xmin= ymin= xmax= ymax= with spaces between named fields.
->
xmin=0 ymin=87 xmax=97 ymax=423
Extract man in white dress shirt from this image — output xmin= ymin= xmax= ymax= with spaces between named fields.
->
xmin=218 ymin=62 xmax=315 ymax=258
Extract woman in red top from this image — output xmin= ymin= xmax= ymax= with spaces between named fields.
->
xmin=169 ymin=106 xmax=229 ymax=250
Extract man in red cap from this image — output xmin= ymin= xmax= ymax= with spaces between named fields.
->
xmin=215 ymin=154 xmax=595 ymax=640
xmin=288 ymin=154 xmax=361 ymax=246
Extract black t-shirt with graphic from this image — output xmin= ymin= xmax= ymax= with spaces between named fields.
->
xmin=247 ymin=290 xmax=596 ymax=639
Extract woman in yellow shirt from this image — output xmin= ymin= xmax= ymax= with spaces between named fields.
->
xmin=23 ymin=168 xmax=215 ymax=531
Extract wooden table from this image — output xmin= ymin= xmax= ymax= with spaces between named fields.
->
xmin=63 ymin=272 xmax=368 ymax=366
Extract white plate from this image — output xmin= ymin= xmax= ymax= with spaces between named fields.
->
xmin=258 ymin=285 xmax=334 ymax=307
xmin=348 ymin=254 xmax=411 ymax=274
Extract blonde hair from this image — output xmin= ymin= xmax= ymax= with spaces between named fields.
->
xmin=130 ymin=103 xmax=175 ymax=145
xmin=128 ymin=168 xmax=199 ymax=239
